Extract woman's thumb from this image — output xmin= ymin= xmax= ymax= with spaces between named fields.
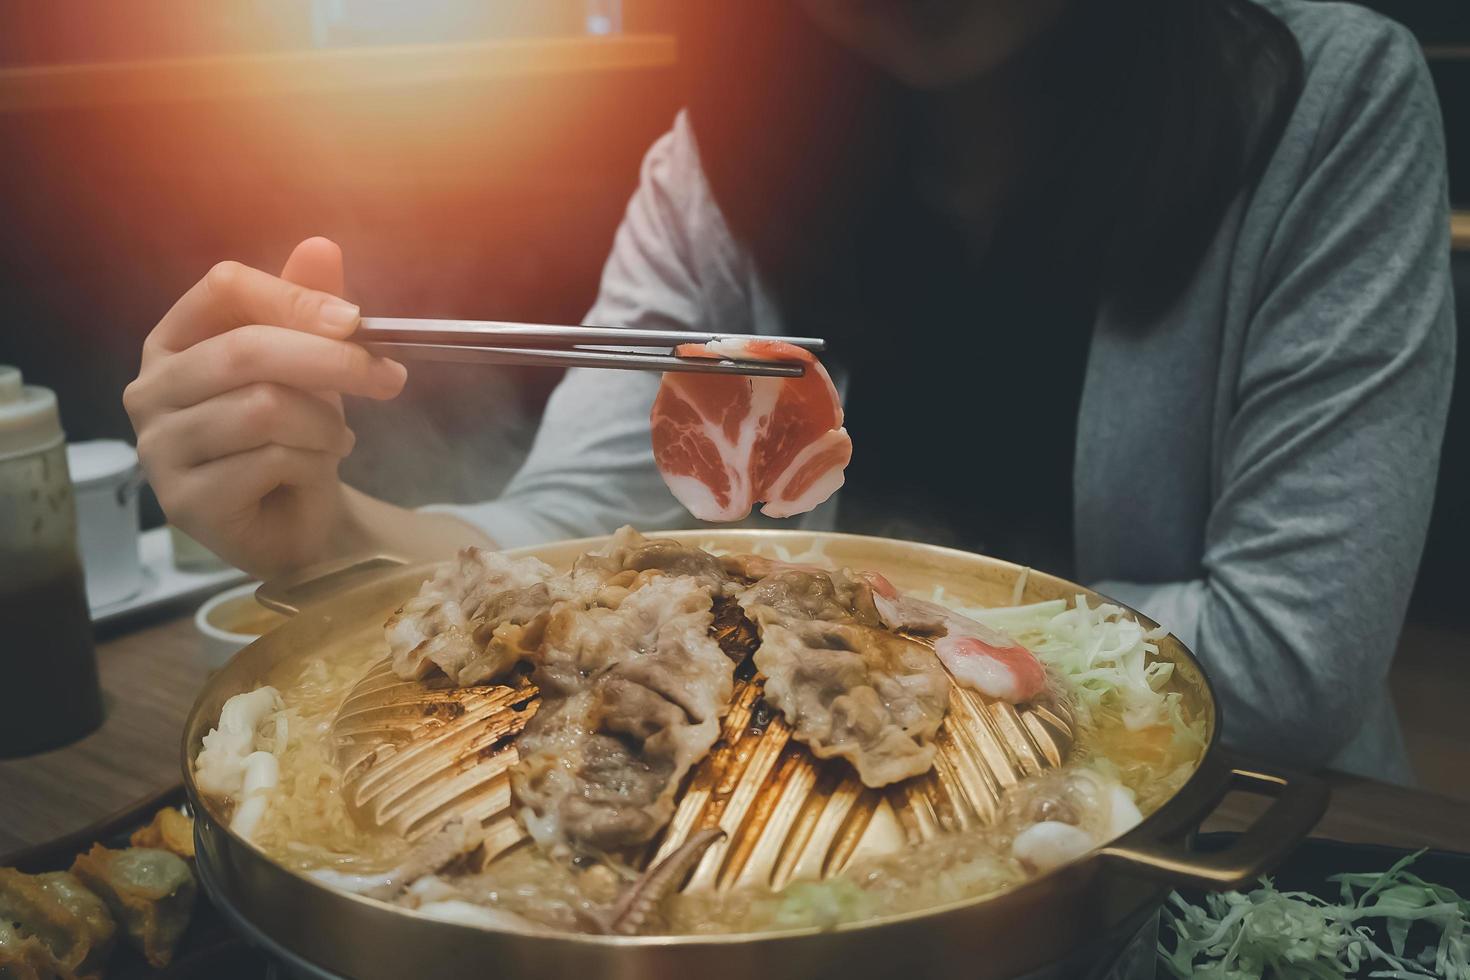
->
xmin=281 ymin=236 xmax=346 ymax=297
xmin=281 ymin=236 xmax=359 ymax=411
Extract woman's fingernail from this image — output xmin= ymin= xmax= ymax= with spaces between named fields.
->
xmin=320 ymin=299 xmax=361 ymax=333
xmin=381 ymin=358 xmax=408 ymax=388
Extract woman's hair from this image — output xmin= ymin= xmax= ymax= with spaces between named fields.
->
xmin=678 ymin=0 xmax=1304 ymax=327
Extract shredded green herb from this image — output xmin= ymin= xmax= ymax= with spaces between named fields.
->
xmin=1159 ymin=851 xmax=1470 ymax=978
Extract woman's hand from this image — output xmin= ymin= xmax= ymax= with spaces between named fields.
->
xmin=124 ymin=238 xmax=407 ymax=578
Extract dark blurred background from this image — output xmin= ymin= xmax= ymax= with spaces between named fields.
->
xmin=0 ymin=2 xmax=1466 ymax=786
xmin=0 ymin=0 xmax=683 ymax=519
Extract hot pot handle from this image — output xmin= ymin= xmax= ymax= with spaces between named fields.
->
xmin=255 ymin=554 xmax=409 ymax=616
xmin=1097 ymin=754 xmax=1329 ymax=890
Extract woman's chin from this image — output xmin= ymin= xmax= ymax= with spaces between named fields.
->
xmin=799 ymin=0 xmax=1075 ymax=89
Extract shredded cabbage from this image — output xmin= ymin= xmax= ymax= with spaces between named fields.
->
xmin=928 ymin=591 xmax=1207 ymax=812
xmin=1160 ymin=851 xmax=1470 ymax=979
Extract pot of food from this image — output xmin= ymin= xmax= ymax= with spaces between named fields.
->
xmin=181 ymin=528 xmax=1327 ymax=980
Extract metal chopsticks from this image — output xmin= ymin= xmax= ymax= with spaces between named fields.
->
xmin=356 ymin=318 xmax=823 ymax=378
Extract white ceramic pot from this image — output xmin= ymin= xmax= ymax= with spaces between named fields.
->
xmin=66 ymin=440 xmax=144 ymax=609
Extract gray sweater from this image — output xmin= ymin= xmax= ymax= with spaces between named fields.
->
xmin=432 ymin=0 xmax=1455 ymax=782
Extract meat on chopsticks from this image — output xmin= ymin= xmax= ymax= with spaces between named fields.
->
xmin=651 ymin=339 xmax=851 ymax=522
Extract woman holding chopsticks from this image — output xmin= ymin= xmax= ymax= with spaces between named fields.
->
xmin=126 ymin=0 xmax=1453 ymax=782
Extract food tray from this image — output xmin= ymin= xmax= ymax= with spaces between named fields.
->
xmin=0 ymin=784 xmax=268 ymax=980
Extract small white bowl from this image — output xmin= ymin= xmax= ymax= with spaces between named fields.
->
xmin=195 ymin=582 xmax=288 ymax=671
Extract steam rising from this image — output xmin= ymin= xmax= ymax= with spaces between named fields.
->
xmin=339 ymin=361 xmax=550 ymax=509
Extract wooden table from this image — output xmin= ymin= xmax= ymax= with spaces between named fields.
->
xmin=3 ymin=613 xmax=1469 ymax=858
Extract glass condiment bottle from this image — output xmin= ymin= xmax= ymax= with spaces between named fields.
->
xmin=0 ymin=365 xmax=104 ymax=757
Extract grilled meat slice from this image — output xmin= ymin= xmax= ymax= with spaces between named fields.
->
xmin=386 ymin=549 xmax=562 ymax=685
xmin=740 ymin=569 xmax=947 ymax=787
xmin=511 ymin=575 xmax=734 ymax=854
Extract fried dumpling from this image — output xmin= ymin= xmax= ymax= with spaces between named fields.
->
xmin=68 ymin=846 xmax=195 ymax=968
xmin=129 ymin=807 xmax=195 ymax=860
xmin=0 ymin=868 xmax=115 ymax=979
xmin=0 ymin=917 xmax=67 ymax=980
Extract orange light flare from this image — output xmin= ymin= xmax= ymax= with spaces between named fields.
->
xmin=0 ymin=2 xmax=677 ymax=352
